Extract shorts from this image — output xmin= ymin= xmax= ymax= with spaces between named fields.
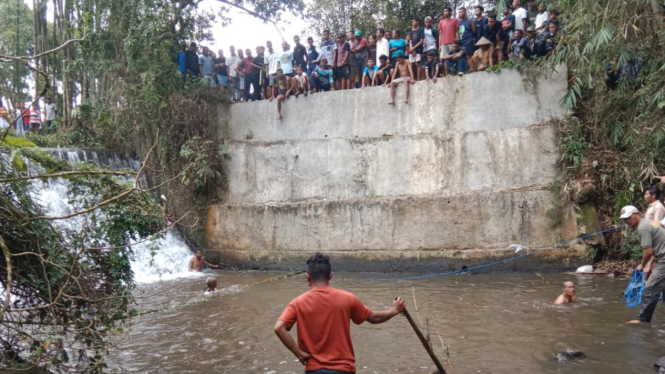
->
xmin=350 ymin=64 xmax=362 ymax=82
xmin=462 ymin=42 xmax=475 ymax=58
xmin=216 ymin=74 xmax=228 ymax=87
xmin=335 ymin=65 xmax=350 ymax=79
xmin=439 ymin=44 xmax=453 ymax=58
xmin=239 ymin=76 xmax=245 ymax=89
xmin=409 ymin=53 xmax=421 ymax=63
xmin=278 ymin=89 xmax=287 ymax=97
xmin=392 ymin=77 xmax=410 ymax=85
xmin=269 ymin=73 xmax=277 ymax=86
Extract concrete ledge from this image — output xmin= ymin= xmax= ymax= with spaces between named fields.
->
xmin=205 ymin=189 xmax=559 ymax=253
xmin=217 ymin=65 xmax=567 ymax=142
xmin=221 ymin=125 xmax=558 ymax=203
xmin=205 ymin=247 xmax=586 ymax=273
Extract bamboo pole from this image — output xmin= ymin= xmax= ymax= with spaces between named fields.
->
xmin=402 ymin=307 xmax=447 ymax=374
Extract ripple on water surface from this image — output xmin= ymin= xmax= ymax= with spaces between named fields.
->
xmin=107 ymin=271 xmax=665 ymax=374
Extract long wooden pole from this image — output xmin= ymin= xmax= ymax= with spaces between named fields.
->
xmin=403 ymin=308 xmax=447 ymax=374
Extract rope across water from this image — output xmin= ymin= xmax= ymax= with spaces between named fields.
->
xmin=363 ymin=225 xmax=627 ymax=282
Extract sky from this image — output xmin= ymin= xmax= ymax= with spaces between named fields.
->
xmin=200 ymin=0 xmax=309 ymax=57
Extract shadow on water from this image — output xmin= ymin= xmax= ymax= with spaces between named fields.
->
xmin=107 ymin=271 xmax=665 ymax=374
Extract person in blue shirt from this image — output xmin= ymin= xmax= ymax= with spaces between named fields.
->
xmin=388 ymin=30 xmax=407 ymax=65
xmin=361 ymin=59 xmax=379 ymax=88
xmin=177 ymin=41 xmax=187 ymax=74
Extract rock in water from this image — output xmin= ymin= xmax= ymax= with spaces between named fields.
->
xmin=655 ymin=356 xmax=665 ymax=373
xmin=576 ymin=265 xmax=594 ymax=273
xmin=555 ymin=351 xmax=586 ymax=362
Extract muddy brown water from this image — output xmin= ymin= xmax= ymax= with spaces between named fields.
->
xmin=107 ymin=271 xmax=665 ymax=374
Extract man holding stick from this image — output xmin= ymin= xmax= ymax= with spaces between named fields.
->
xmin=274 ymin=253 xmax=405 ymax=373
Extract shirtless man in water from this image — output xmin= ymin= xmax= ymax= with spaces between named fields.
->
xmin=385 ymin=53 xmax=415 ymax=105
xmin=554 ymin=281 xmax=577 ymax=304
xmin=188 ymin=250 xmax=219 ymax=271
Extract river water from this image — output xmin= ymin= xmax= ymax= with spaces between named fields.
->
xmin=107 ymin=271 xmax=665 ymax=374
xmin=30 ymin=149 xmax=665 ymax=373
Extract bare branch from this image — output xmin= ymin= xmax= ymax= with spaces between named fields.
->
xmin=0 ymin=37 xmax=85 ymax=62
xmin=214 ymin=0 xmax=285 ymax=40
xmin=0 ymin=236 xmax=12 ymax=324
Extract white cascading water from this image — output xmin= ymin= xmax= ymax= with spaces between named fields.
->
xmin=26 ymin=149 xmax=198 ymax=283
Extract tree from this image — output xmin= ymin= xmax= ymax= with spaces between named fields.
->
xmin=0 ymin=0 xmax=34 ymax=107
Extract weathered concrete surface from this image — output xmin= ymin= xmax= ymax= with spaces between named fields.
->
xmin=207 ymin=66 xmax=580 ymax=270
xmin=221 ymin=125 xmax=558 ymax=203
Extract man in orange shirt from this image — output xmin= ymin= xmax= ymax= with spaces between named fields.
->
xmin=274 ymin=253 xmax=406 ymax=373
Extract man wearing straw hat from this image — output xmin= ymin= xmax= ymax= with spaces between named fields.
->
xmin=620 ymin=205 xmax=665 ymax=324
xmin=470 ymin=36 xmax=494 ymax=72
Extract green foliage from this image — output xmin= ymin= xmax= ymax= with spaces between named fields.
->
xmin=0 ymin=0 xmax=34 ymax=105
xmin=0 ymin=147 xmax=165 ymax=372
xmin=619 ymin=230 xmax=642 ymax=261
xmin=179 ymin=136 xmax=228 ymax=200
xmin=558 ymin=128 xmax=587 ymax=166
xmin=546 ymin=0 xmax=665 ymax=259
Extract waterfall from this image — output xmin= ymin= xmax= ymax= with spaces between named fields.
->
xmin=28 ymin=148 xmax=198 ymax=283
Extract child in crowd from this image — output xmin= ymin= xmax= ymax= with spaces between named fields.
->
xmin=290 ymin=65 xmax=309 ymax=97
xmin=375 ymin=55 xmax=392 ymax=86
xmin=386 ymin=53 xmax=414 ymax=106
xmin=29 ymin=105 xmax=42 ymax=134
xmin=361 ymin=59 xmax=379 ymax=88
xmin=422 ymin=53 xmax=441 ymax=83
xmin=268 ymin=68 xmax=289 ymax=120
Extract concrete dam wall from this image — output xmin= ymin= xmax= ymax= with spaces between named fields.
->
xmin=206 ymin=66 xmax=579 ymax=270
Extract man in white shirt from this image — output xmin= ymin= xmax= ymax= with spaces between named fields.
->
xmin=227 ymin=46 xmax=240 ymax=102
xmin=43 ymin=97 xmax=57 ymax=130
xmin=376 ymin=28 xmax=390 ymax=61
xmin=265 ymin=41 xmax=280 ymax=100
xmin=535 ymin=3 xmax=549 ymax=33
xmin=512 ymin=0 xmax=528 ymax=32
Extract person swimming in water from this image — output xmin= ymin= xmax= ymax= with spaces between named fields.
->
xmin=554 ymin=281 xmax=577 ymax=304
xmin=188 ymin=250 xmax=219 ymax=272
xmin=204 ymin=277 xmax=217 ymax=295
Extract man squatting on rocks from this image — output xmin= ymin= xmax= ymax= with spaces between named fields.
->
xmin=621 ymin=205 xmax=665 ymax=324
xmin=274 ymin=253 xmax=406 ymax=373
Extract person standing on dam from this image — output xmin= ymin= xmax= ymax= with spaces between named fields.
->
xmin=274 ymin=253 xmax=406 ymax=373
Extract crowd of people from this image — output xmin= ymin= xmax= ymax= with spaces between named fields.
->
xmin=0 ymin=97 xmax=57 ymax=134
xmin=177 ymin=0 xmax=564 ymax=118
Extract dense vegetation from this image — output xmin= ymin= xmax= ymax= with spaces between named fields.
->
xmin=547 ymin=0 xmax=664 ymax=259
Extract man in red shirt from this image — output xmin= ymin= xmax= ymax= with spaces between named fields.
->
xmin=438 ymin=7 xmax=459 ymax=59
xmin=274 ymin=253 xmax=406 ymax=373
